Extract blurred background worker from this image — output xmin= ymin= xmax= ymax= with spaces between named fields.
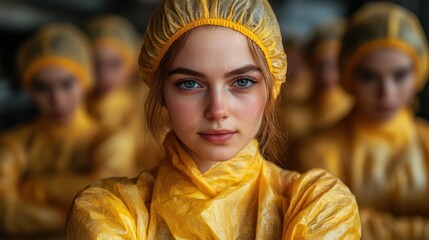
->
xmin=85 ymin=14 xmax=163 ymax=171
xmin=277 ymin=37 xmax=312 ymax=166
xmin=298 ymin=2 xmax=429 ymax=239
xmin=278 ymin=19 xmax=352 ymax=169
xmin=0 ymin=23 xmax=136 ymax=237
xmin=305 ymin=19 xmax=352 ymax=131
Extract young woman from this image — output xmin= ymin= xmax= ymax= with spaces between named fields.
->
xmin=0 ymin=23 xmax=135 ymax=236
xmin=66 ymin=0 xmax=361 ymax=238
xmin=299 ymin=2 xmax=429 ymax=239
xmin=85 ymin=14 xmax=163 ymax=171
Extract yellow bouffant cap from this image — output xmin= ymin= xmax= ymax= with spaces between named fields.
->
xmin=17 ymin=23 xmax=93 ymax=91
xmin=340 ymin=2 xmax=429 ymax=91
xmin=86 ymin=14 xmax=139 ymax=70
xmin=139 ymin=0 xmax=287 ymax=98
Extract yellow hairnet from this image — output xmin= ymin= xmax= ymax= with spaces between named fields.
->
xmin=17 ymin=23 xmax=93 ymax=91
xmin=86 ymin=14 xmax=139 ymax=70
xmin=139 ymin=0 xmax=287 ymax=98
xmin=340 ymin=2 xmax=429 ymax=91
xmin=307 ymin=19 xmax=345 ymax=61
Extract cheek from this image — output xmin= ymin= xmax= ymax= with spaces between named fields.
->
xmin=31 ymin=92 xmax=51 ymax=111
xmin=353 ymin=83 xmax=377 ymax=109
xmin=401 ymin=77 xmax=416 ymax=104
xmin=66 ymin=86 xmax=83 ymax=109
xmin=232 ymin=90 xmax=267 ymax=128
xmin=164 ymin=91 xmax=201 ymax=130
xmin=237 ymin=95 xmax=265 ymax=120
xmin=73 ymin=87 xmax=83 ymax=105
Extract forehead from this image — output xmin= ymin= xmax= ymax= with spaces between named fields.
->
xmin=94 ymin=45 xmax=122 ymax=59
xmin=34 ymin=65 xmax=75 ymax=84
xmin=359 ymin=47 xmax=413 ymax=70
xmin=170 ymin=26 xmax=256 ymax=71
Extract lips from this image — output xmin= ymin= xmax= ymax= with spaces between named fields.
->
xmin=198 ymin=129 xmax=237 ymax=144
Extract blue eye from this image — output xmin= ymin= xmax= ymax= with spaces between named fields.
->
xmin=177 ymin=80 xmax=202 ymax=89
xmin=232 ymin=78 xmax=257 ymax=88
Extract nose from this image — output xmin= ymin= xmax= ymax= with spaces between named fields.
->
xmin=378 ymin=78 xmax=395 ymax=100
xmin=50 ymin=89 xmax=65 ymax=109
xmin=204 ymin=87 xmax=229 ymax=121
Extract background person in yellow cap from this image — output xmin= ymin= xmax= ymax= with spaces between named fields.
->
xmin=305 ymin=19 xmax=353 ymax=132
xmin=276 ymin=37 xmax=313 ymax=167
xmin=66 ymin=0 xmax=360 ymax=238
xmin=0 ymin=23 xmax=137 ymax=237
xmin=85 ymin=14 xmax=164 ymax=172
xmin=298 ymin=2 xmax=429 ymax=239
xmin=278 ymin=20 xmax=353 ymax=170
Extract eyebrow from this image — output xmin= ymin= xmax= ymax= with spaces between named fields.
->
xmin=168 ymin=64 xmax=261 ymax=78
xmin=168 ymin=68 xmax=205 ymax=78
xmin=225 ymin=65 xmax=261 ymax=78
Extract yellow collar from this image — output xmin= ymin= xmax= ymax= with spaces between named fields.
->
xmin=163 ymin=132 xmax=263 ymax=197
xmin=352 ymin=108 xmax=415 ymax=150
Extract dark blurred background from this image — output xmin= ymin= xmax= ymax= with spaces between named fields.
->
xmin=1 ymin=0 xmax=428 ymax=131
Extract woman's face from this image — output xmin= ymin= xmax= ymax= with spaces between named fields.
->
xmin=94 ymin=46 xmax=130 ymax=94
xmin=164 ymin=27 xmax=268 ymax=172
xmin=352 ymin=48 xmax=415 ymax=123
xmin=30 ymin=66 xmax=83 ymax=123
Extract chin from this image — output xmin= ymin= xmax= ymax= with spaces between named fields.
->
xmin=206 ymin=152 xmax=239 ymax=162
xmin=53 ymin=116 xmax=72 ymax=124
xmin=199 ymin=146 xmax=242 ymax=162
xmin=97 ymin=84 xmax=114 ymax=94
xmin=50 ymin=110 xmax=72 ymax=123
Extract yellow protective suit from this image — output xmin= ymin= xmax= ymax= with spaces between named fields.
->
xmin=0 ymin=24 xmax=135 ymax=236
xmin=67 ymin=133 xmax=360 ymax=239
xmin=299 ymin=3 xmax=429 ymax=239
xmin=299 ymin=109 xmax=429 ymax=239
xmin=86 ymin=15 xmax=163 ymax=171
xmin=67 ymin=0 xmax=361 ymax=238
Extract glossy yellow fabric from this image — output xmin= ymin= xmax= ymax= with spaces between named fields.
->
xmin=86 ymin=14 xmax=139 ymax=70
xmin=0 ymin=108 xmax=137 ymax=235
xmin=139 ymin=0 xmax=287 ymax=98
xmin=299 ymin=109 xmax=429 ymax=239
xmin=67 ymin=132 xmax=360 ymax=239
xmin=339 ymin=2 xmax=429 ymax=91
xmin=17 ymin=23 xmax=93 ymax=91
